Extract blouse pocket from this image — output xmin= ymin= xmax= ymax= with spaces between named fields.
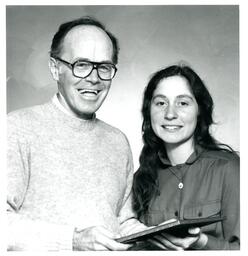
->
xmin=183 ymin=200 xmax=221 ymax=219
xmin=183 ymin=200 xmax=221 ymax=234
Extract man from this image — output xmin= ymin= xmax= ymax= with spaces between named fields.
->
xmin=7 ymin=16 xmax=146 ymax=251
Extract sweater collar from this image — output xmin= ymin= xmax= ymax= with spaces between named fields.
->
xmin=158 ymin=144 xmax=205 ymax=167
xmin=52 ymin=93 xmax=96 ymax=120
xmin=47 ymin=94 xmax=97 ymax=131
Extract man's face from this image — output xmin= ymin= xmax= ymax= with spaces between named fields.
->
xmin=52 ymin=25 xmax=114 ymax=119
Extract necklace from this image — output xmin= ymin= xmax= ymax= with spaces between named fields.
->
xmin=168 ymin=164 xmax=190 ymax=190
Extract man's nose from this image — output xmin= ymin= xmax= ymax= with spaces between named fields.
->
xmin=85 ymin=68 xmax=100 ymax=84
xmin=164 ymin=104 xmax=178 ymax=120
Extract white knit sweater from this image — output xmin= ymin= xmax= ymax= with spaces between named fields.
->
xmin=7 ymin=97 xmax=145 ymax=251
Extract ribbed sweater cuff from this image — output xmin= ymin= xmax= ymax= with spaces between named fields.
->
xmin=8 ymin=221 xmax=75 ymax=251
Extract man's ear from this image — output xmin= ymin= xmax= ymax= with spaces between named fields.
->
xmin=49 ymin=57 xmax=59 ymax=81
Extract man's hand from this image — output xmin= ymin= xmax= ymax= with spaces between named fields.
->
xmin=72 ymin=226 xmax=132 ymax=251
xmin=147 ymin=227 xmax=208 ymax=250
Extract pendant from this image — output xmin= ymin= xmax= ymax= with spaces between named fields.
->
xmin=178 ymin=182 xmax=184 ymax=189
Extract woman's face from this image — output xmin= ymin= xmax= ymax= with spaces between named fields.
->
xmin=150 ymin=75 xmax=199 ymax=148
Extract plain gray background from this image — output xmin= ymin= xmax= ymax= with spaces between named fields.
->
xmin=6 ymin=5 xmax=239 ymax=169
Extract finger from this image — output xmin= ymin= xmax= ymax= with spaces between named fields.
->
xmin=188 ymin=227 xmax=201 ymax=235
xmin=147 ymin=238 xmax=168 ymax=250
xmin=90 ymin=227 xmax=129 ymax=250
xmin=152 ymin=234 xmax=184 ymax=250
xmin=94 ymin=244 xmax=109 ymax=250
xmin=181 ymin=236 xmax=200 ymax=249
xmin=159 ymin=233 xmax=199 ymax=250
xmin=98 ymin=234 xmax=131 ymax=251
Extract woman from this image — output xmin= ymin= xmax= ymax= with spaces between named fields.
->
xmin=132 ymin=64 xmax=240 ymax=250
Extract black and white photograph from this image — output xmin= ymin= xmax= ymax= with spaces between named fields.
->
xmin=1 ymin=0 xmax=246 ymax=253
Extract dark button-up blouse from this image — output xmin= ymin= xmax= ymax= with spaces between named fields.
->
xmin=144 ymin=146 xmax=240 ymax=250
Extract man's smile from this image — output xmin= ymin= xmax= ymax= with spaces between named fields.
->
xmin=77 ymin=88 xmax=100 ymax=95
xmin=77 ymin=88 xmax=102 ymax=100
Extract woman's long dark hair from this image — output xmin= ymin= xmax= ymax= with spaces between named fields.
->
xmin=132 ymin=64 xmax=234 ymax=219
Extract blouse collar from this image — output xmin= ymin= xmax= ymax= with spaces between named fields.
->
xmin=158 ymin=144 xmax=205 ymax=166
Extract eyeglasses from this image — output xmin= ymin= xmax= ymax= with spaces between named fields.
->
xmin=55 ymin=57 xmax=117 ymax=81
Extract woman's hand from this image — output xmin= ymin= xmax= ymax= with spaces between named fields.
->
xmin=147 ymin=227 xmax=208 ymax=250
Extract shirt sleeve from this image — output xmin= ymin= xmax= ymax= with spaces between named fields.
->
xmin=7 ymin=113 xmax=74 ymax=251
xmin=203 ymin=154 xmax=240 ymax=250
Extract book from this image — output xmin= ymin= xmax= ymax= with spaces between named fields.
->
xmin=116 ymin=216 xmax=224 ymax=244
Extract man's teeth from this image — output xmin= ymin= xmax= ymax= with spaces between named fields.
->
xmin=78 ymin=89 xmax=98 ymax=95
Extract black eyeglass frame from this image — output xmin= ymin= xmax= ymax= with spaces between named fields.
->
xmin=54 ymin=57 xmax=117 ymax=81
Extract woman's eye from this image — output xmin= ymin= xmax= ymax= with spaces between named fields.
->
xmin=152 ymin=97 xmax=168 ymax=107
xmin=177 ymin=101 xmax=189 ymax=106
xmin=155 ymin=101 xmax=166 ymax=106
